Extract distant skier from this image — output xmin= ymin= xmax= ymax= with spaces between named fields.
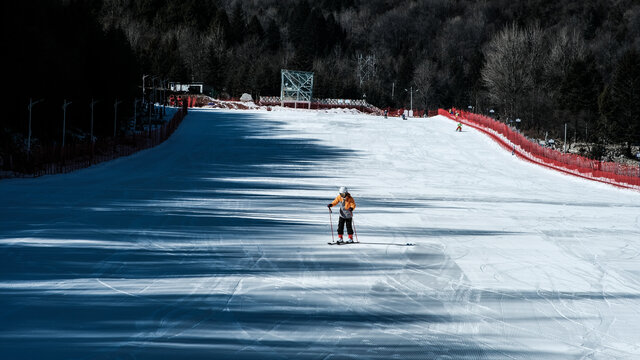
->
xmin=456 ymin=122 xmax=462 ymax=132
xmin=327 ymin=186 xmax=356 ymax=243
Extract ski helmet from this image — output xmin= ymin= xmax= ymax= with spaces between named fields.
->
xmin=339 ymin=186 xmax=348 ymax=195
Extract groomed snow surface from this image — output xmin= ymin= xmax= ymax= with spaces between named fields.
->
xmin=1 ymin=108 xmax=639 ymax=359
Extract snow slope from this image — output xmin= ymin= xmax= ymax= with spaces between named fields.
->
xmin=1 ymin=108 xmax=639 ymax=359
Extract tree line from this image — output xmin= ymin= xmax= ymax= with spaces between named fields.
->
xmin=4 ymin=1 xmax=141 ymax=163
xmin=2 ymin=0 xmax=639 ymax=165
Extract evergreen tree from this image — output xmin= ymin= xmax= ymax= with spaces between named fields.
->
xmin=246 ymin=15 xmax=264 ymax=40
xmin=599 ymin=49 xmax=640 ymax=147
xmin=182 ymin=0 xmax=217 ymax=31
xmin=228 ymin=3 xmax=246 ymax=46
xmin=157 ymin=36 xmax=188 ymax=82
xmin=265 ymin=19 xmax=281 ymax=52
xmin=288 ymin=0 xmax=311 ymax=48
xmin=215 ymin=8 xmax=231 ymax=44
xmin=397 ymin=55 xmax=415 ymax=106
xmin=324 ymin=13 xmax=345 ymax=50
xmin=304 ymin=8 xmax=328 ymax=56
xmin=558 ymin=55 xmax=603 ymax=141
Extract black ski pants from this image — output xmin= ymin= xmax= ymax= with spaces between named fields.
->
xmin=337 ymin=217 xmax=353 ymax=236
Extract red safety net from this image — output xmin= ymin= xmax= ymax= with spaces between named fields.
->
xmin=437 ymin=108 xmax=640 ymax=190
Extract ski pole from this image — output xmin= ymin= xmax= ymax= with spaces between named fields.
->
xmin=352 ymin=216 xmax=359 ymax=243
xmin=329 ymin=207 xmax=335 ymax=243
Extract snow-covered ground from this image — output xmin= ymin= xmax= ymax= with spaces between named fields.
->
xmin=1 ymin=108 xmax=639 ymax=359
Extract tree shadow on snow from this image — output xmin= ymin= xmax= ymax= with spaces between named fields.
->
xmin=0 ymin=110 xmax=617 ymax=360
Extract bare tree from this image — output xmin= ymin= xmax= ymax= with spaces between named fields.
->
xmin=545 ymin=25 xmax=586 ymax=86
xmin=313 ymin=47 xmax=355 ymax=99
xmin=176 ymin=27 xmax=225 ymax=81
xmin=412 ymin=58 xmax=436 ymax=111
xmin=481 ymin=23 xmax=544 ymax=121
xmin=100 ymin=0 xmax=128 ymax=29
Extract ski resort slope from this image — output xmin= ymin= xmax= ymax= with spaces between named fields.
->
xmin=1 ymin=108 xmax=639 ymax=360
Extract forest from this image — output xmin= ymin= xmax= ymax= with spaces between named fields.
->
xmin=3 ymin=0 xmax=640 ymax=166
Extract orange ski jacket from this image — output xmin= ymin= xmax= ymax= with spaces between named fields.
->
xmin=330 ymin=193 xmax=356 ymax=218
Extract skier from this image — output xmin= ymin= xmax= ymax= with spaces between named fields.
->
xmin=327 ymin=186 xmax=356 ymax=243
xmin=456 ymin=122 xmax=462 ymax=132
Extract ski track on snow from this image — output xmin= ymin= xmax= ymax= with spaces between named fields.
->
xmin=1 ymin=109 xmax=639 ymax=359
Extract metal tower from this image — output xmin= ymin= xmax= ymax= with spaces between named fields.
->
xmin=281 ymin=69 xmax=314 ymax=109
xmin=357 ymin=54 xmax=376 ymax=87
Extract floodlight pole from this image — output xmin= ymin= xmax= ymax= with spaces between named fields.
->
xmin=27 ymin=98 xmax=44 ymax=154
xmin=585 ymin=123 xmax=588 ymax=141
xmin=62 ymin=99 xmax=72 ymax=148
xmin=133 ymin=98 xmax=137 ymax=132
xmin=162 ymin=79 xmax=167 ymax=117
xmin=114 ymin=99 xmax=123 ymax=137
xmin=90 ymin=98 xmax=100 ymax=143
xmin=410 ymin=86 xmax=413 ymax=113
xmin=142 ymin=74 xmax=149 ymax=99
xmin=564 ymin=123 xmax=567 ymax=153
xmin=149 ymin=76 xmax=158 ymax=134
xmin=309 ymin=74 xmax=314 ymax=109
xmin=151 ymin=77 xmax=156 ymax=115
xmin=404 ymin=87 xmax=413 ymax=115
xmin=280 ymin=71 xmax=284 ymax=107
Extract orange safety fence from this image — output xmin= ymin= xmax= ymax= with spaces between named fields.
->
xmin=169 ymin=95 xmax=199 ymax=107
xmin=437 ymin=108 xmax=640 ymax=190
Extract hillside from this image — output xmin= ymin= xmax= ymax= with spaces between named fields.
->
xmin=3 ymin=0 xmax=639 ymax=169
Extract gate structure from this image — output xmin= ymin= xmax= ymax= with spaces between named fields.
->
xmin=281 ymin=69 xmax=314 ymax=109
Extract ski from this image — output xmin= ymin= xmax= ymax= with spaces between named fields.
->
xmin=328 ymin=241 xmax=414 ymax=246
